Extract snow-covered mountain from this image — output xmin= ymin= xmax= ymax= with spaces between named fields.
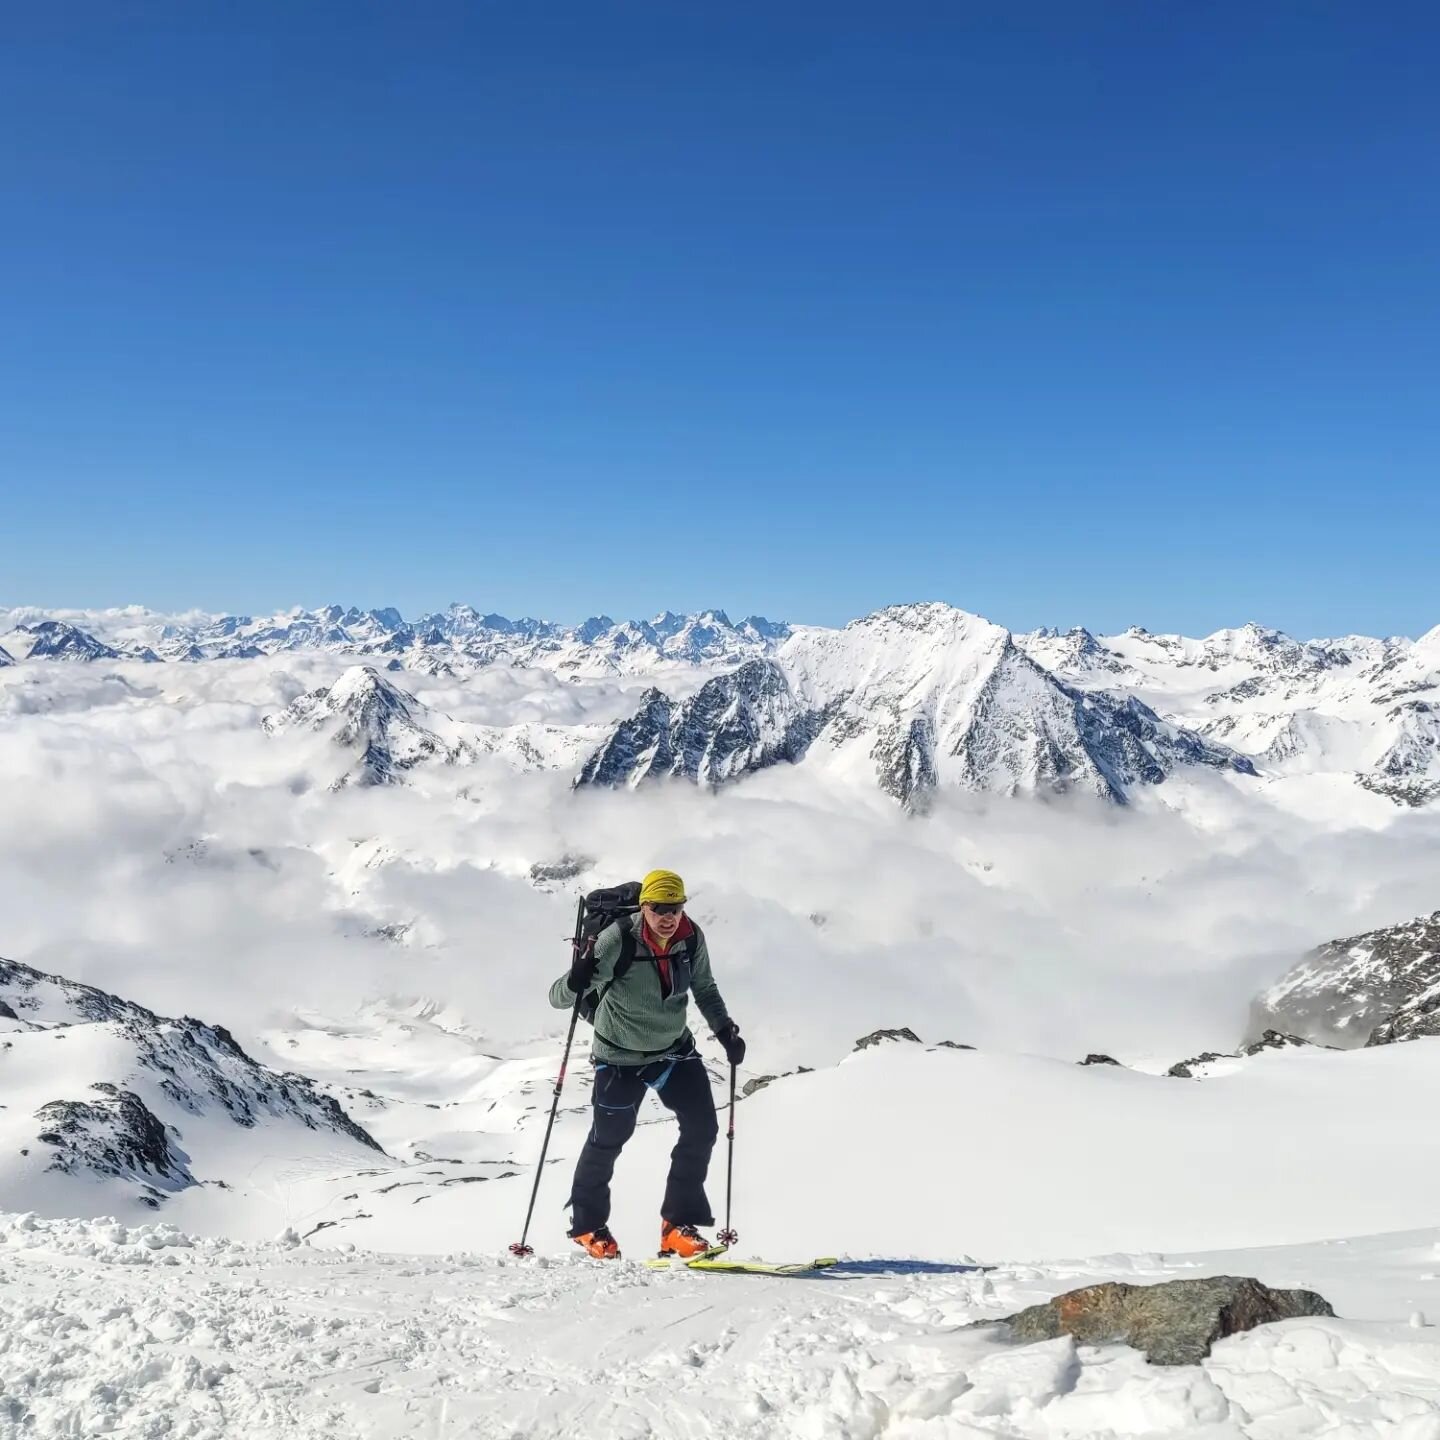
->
xmin=6 ymin=602 xmax=793 ymax=675
xmin=262 ymin=663 xmax=598 ymax=785
xmin=0 ymin=956 xmax=381 ymax=1217
xmin=1252 ymin=909 xmax=1440 ymax=1047
xmin=2 ymin=618 xmax=159 ymax=664
xmin=262 ymin=665 xmax=481 ymax=788
xmin=578 ymin=605 xmax=1254 ymax=805
xmin=1024 ymin=619 xmax=1440 ymax=807
xmin=6 ymin=598 xmax=1440 ymax=807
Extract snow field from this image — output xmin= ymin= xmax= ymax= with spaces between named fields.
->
xmin=6 ymin=1211 xmax=1440 ymax=1439
xmin=191 ymin=1039 xmax=1440 ymax=1266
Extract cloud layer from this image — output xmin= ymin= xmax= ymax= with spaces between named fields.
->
xmin=3 ymin=654 xmax=1438 ymax=1076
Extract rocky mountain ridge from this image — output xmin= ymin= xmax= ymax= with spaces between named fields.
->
xmin=0 ymin=956 xmax=382 ymax=1211
xmin=578 ymin=605 xmax=1255 ymax=805
xmin=1020 ymin=619 xmax=1440 ymax=806
xmin=1251 ymin=910 xmax=1440 ymax=1047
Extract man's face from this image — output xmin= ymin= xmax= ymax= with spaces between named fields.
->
xmin=642 ymin=901 xmax=684 ymax=939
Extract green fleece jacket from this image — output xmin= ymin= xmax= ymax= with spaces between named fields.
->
xmin=548 ymin=913 xmax=731 ymax=1065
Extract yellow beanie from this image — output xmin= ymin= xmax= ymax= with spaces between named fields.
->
xmin=639 ymin=869 xmax=687 ymax=905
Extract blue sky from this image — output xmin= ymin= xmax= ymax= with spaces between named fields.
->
xmin=3 ymin=3 xmax=1437 ymax=637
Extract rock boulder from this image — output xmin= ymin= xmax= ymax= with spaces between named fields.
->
xmin=1000 ymin=1276 xmax=1334 ymax=1366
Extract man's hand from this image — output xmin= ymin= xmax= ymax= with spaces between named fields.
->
xmin=716 ymin=1020 xmax=746 ymax=1067
xmin=566 ymin=943 xmax=599 ymax=994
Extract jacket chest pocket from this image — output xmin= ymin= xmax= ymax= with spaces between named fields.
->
xmin=666 ymin=952 xmax=693 ymax=1000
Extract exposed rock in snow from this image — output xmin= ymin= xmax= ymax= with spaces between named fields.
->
xmin=262 ymin=664 xmax=478 ymax=788
xmin=1080 ymin=1053 xmax=1122 ymax=1066
xmin=1167 ymin=1031 xmax=1320 ymax=1079
xmin=34 ymin=1085 xmax=194 ymax=1201
xmin=1167 ymin=1049 xmax=1238 ymax=1079
xmin=740 ymin=1065 xmax=814 ymax=1096
xmin=1001 ymin=1275 xmax=1336 ymax=1366
xmin=1252 ymin=910 xmax=1440 ymax=1047
xmin=0 ymin=955 xmax=382 ymax=1210
xmin=574 ymin=661 xmax=834 ymax=790
xmin=528 ymin=855 xmax=593 ymax=887
xmin=1243 ymin=1028 xmax=1316 ymax=1056
xmin=853 ymin=1027 xmax=923 ymax=1050
xmin=0 ymin=642 xmax=13 ymax=666
xmin=1366 ymin=993 xmax=1440 ymax=1045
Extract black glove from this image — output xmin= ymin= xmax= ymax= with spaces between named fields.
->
xmin=566 ymin=943 xmax=598 ymax=994
xmin=716 ymin=1020 xmax=745 ymax=1067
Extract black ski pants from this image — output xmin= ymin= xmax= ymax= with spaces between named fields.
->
xmin=567 ymin=1041 xmax=718 ymax=1236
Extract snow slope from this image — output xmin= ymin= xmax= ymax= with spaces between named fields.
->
xmin=6 ymin=1209 xmax=1440 ymax=1439
xmin=168 ymin=1036 xmax=1440 ymax=1266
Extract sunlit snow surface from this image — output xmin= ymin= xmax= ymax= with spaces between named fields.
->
xmin=6 ymin=1209 xmax=1440 ymax=1438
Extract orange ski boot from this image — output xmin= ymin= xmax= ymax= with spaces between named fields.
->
xmin=571 ymin=1225 xmax=620 ymax=1260
xmin=658 ymin=1221 xmax=717 ymax=1259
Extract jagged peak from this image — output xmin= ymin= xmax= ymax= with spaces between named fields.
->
xmin=324 ymin=664 xmax=415 ymax=710
xmin=848 ymin=601 xmax=1004 ymax=635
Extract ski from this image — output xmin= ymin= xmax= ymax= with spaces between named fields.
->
xmin=645 ymin=1244 xmax=729 ymax=1269
xmin=646 ymin=1255 xmax=838 ymax=1275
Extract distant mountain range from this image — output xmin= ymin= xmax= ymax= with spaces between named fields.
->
xmin=0 ymin=604 xmax=786 ymax=675
xmin=4 ymin=601 xmax=1439 ymax=807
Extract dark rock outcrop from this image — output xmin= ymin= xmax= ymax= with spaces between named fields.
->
xmin=1242 ymin=1029 xmax=1314 ymax=1056
xmin=1080 ymin=1053 xmax=1121 ymax=1067
xmin=35 ymin=1084 xmax=193 ymax=1204
xmin=741 ymin=1066 xmax=813 ymax=1097
xmin=1169 ymin=1030 xmax=1322 ymax=1078
xmin=575 ymin=661 xmax=833 ymax=790
xmin=854 ymin=1027 xmax=922 ymax=1051
xmin=1001 ymin=1276 xmax=1335 ymax=1366
xmin=1167 ymin=1050 xmax=1234 ymax=1079
xmin=1 ymin=955 xmax=383 ymax=1202
xmin=1368 ymin=993 xmax=1440 ymax=1046
xmin=1253 ymin=910 xmax=1440 ymax=1047
xmin=529 ymin=855 xmax=593 ymax=886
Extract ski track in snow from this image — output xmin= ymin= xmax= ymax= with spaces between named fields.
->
xmin=6 ymin=1212 xmax=1440 ymax=1439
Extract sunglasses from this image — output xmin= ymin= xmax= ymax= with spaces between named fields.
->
xmin=646 ymin=902 xmax=685 ymax=916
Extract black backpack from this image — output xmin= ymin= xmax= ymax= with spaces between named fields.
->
xmin=575 ymin=881 xmax=700 ymax=1023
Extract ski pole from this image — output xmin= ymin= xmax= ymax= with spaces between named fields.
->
xmin=509 ymin=895 xmax=587 ymax=1258
xmin=717 ymin=1061 xmax=738 ymax=1247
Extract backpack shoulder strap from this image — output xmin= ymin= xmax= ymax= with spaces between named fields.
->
xmin=584 ymin=918 xmax=639 ymax=1023
xmin=613 ymin=921 xmax=637 ymax=980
